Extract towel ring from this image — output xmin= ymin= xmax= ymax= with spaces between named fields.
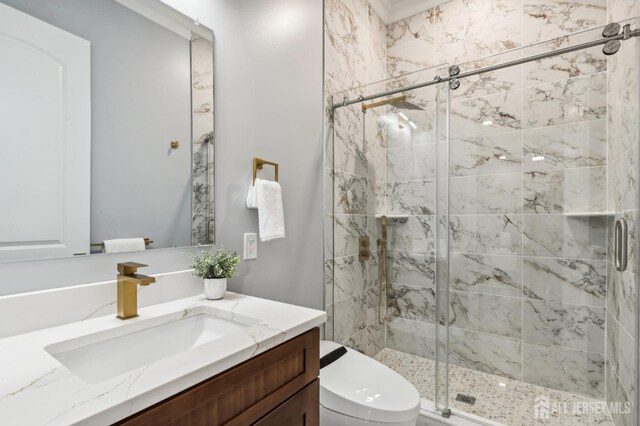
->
xmin=253 ymin=157 xmax=279 ymax=185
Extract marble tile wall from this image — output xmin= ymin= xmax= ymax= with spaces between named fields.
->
xmin=605 ymin=3 xmax=639 ymax=425
xmin=191 ymin=35 xmax=215 ymax=245
xmin=324 ymin=0 xmax=387 ymax=357
xmin=326 ymin=0 xmax=638 ymax=418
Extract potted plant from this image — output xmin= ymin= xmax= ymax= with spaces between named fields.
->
xmin=191 ymin=248 xmax=241 ymax=300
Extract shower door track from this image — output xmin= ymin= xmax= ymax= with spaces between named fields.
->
xmin=331 ymin=22 xmax=640 ymax=110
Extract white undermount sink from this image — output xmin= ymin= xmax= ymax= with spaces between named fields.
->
xmin=44 ymin=306 xmax=259 ymax=383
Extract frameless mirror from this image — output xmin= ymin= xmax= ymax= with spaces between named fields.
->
xmin=0 ymin=0 xmax=214 ymax=262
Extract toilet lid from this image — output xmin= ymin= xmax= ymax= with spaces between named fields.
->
xmin=319 ymin=341 xmax=421 ymax=423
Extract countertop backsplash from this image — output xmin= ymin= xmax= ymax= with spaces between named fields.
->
xmin=0 ymin=270 xmax=202 ymax=338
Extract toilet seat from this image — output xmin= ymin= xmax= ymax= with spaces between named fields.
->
xmin=319 ymin=341 xmax=421 ymax=423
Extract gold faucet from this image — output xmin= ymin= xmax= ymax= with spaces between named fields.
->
xmin=116 ymin=262 xmax=156 ymax=320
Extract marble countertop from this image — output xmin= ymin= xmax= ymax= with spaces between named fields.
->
xmin=0 ymin=292 xmax=326 ymax=425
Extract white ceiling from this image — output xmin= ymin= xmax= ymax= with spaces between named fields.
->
xmin=367 ymin=0 xmax=443 ymax=24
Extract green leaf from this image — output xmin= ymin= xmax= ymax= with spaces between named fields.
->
xmin=190 ymin=247 xmax=241 ymax=279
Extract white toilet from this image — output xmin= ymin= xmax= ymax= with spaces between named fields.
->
xmin=319 ymin=340 xmax=421 ymax=426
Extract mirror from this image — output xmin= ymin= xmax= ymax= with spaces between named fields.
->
xmin=0 ymin=0 xmax=214 ymax=262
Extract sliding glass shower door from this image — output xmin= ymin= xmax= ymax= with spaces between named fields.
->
xmin=436 ymin=21 xmax=639 ymax=424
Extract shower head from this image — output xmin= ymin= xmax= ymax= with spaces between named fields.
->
xmin=362 ymin=95 xmax=424 ymax=112
xmin=389 ymin=99 xmax=424 ymax=111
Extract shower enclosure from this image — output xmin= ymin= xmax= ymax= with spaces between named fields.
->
xmin=326 ymin=20 xmax=640 ymax=425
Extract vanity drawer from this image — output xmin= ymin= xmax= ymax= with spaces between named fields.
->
xmin=253 ymin=379 xmax=319 ymax=426
xmin=116 ymin=327 xmax=319 ymax=425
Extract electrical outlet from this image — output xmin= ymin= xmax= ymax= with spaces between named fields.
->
xmin=244 ymin=233 xmax=257 ymax=260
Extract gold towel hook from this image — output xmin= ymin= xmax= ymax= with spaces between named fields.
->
xmin=253 ymin=157 xmax=279 ymax=185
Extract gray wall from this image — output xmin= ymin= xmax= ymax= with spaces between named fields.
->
xmin=159 ymin=0 xmax=325 ymax=310
xmin=0 ymin=0 xmax=325 ymax=311
xmin=0 ymin=0 xmax=193 ymax=249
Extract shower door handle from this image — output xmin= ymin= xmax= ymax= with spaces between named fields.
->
xmin=615 ymin=218 xmax=628 ymax=272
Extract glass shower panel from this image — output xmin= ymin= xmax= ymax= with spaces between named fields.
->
xmin=442 ymin=22 xmax=638 ymax=425
xmin=328 ymin=65 xmax=448 ymax=409
xmin=382 ymin=69 xmax=442 ymax=406
xmin=328 ymin=77 xmax=411 ymax=357
xmin=328 ymin=85 xmax=375 ymax=351
xmin=446 ymin=46 xmax=529 ymax=423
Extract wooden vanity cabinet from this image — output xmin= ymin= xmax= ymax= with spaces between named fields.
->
xmin=116 ymin=327 xmax=320 ymax=426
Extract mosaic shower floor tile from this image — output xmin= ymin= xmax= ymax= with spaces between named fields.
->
xmin=374 ymin=348 xmax=614 ymax=426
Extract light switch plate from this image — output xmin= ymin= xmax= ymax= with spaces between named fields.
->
xmin=244 ymin=233 xmax=257 ymax=260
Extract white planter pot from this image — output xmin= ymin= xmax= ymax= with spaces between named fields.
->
xmin=204 ymin=278 xmax=227 ymax=300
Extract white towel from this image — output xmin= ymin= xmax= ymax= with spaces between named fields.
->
xmin=246 ymin=183 xmax=258 ymax=209
xmin=103 ymin=238 xmax=146 ymax=253
xmin=255 ymin=178 xmax=285 ymax=241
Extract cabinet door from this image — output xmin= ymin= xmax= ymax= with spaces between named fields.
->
xmin=117 ymin=328 xmax=319 ymax=426
xmin=254 ymin=380 xmax=319 ymax=426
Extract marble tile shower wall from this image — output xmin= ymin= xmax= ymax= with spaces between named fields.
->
xmin=384 ymin=0 xmax=617 ymax=401
xmin=191 ymin=36 xmax=215 ymax=245
xmin=324 ymin=0 xmax=388 ymax=357
xmin=605 ymin=3 xmax=639 ymax=425
xmin=326 ymin=0 xmax=638 ymax=414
